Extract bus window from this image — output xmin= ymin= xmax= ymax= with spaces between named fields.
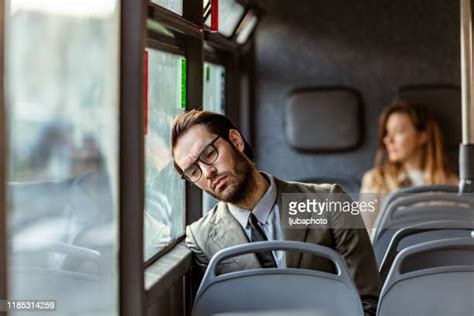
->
xmin=202 ymin=61 xmax=226 ymax=213
xmin=6 ymin=0 xmax=119 ymax=314
xmin=144 ymin=48 xmax=185 ymax=261
xmin=150 ymin=0 xmax=183 ymax=16
xmin=203 ymin=62 xmax=225 ymax=115
xmin=205 ymin=0 xmax=246 ymax=37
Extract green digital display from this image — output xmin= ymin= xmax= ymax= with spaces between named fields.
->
xmin=181 ymin=58 xmax=187 ymax=109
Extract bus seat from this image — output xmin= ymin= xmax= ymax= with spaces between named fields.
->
xmin=11 ymin=240 xmax=101 ymax=273
xmin=375 ymin=184 xmax=458 ymax=225
xmin=379 ymin=220 xmax=474 ymax=281
xmin=9 ymin=171 xmax=113 ymax=245
xmin=285 ymin=87 xmax=362 ymax=152
xmin=8 ymin=170 xmax=115 ymax=283
xmin=378 ymin=238 xmax=474 ymax=316
xmin=8 ymin=178 xmax=74 ymax=232
xmin=372 ymin=184 xmax=458 ymax=258
xmin=193 ymin=241 xmax=363 ymax=316
xmin=394 ymin=84 xmax=461 ymax=170
xmin=373 ymin=192 xmax=474 ymax=266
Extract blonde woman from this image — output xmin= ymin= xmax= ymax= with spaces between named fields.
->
xmin=361 ymin=101 xmax=458 ymax=233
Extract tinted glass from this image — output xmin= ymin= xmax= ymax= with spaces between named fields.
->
xmin=151 ymin=0 xmax=183 ymax=16
xmin=144 ymin=48 xmax=186 ymax=260
xmin=202 ymin=62 xmax=225 ymax=213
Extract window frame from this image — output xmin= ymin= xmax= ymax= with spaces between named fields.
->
xmin=146 ymin=38 xmax=184 ymax=56
xmin=144 ymin=0 xmax=205 ymax=308
xmin=120 ymin=0 xmax=147 ymax=315
xmin=204 ymin=45 xmax=226 ymax=65
xmin=143 ymin=5 xmax=205 ymax=263
xmin=145 ymin=236 xmax=186 ymax=268
xmin=136 ymin=0 xmax=248 ymax=312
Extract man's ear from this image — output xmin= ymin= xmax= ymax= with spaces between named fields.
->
xmin=228 ymin=129 xmax=245 ymax=153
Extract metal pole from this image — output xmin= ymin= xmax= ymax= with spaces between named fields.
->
xmin=459 ymin=0 xmax=474 ymax=192
xmin=460 ymin=0 xmax=474 ymax=143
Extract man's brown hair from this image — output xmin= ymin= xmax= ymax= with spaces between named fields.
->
xmin=171 ymin=109 xmax=253 ymax=174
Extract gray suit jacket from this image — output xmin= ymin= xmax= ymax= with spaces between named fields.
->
xmin=186 ymin=177 xmax=381 ymax=316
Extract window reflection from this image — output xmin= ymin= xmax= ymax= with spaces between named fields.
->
xmin=202 ymin=62 xmax=225 ymax=213
xmin=144 ymin=48 xmax=185 ymax=260
xmin=6 ymin=1 xmax=119 ymax=314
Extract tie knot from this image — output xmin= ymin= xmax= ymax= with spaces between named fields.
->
xmin=248 ymin=212 xmax=260 ymax=227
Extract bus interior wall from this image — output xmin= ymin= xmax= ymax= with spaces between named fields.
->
xmin=249 ymin=0 xmax=460 ymax=189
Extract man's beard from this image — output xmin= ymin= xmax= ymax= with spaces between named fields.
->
xmin=205 ymin=148 xmax=254 ymax=204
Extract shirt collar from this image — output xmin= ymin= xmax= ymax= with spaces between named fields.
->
xmin=228 ymin=172 xmax=277 ymax=227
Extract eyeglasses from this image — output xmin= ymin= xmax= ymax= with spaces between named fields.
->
xmin=181 ymin=136 xmax=220 ymax=183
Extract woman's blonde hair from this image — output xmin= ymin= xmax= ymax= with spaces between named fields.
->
xmin=371 ymin=101 xmax=453 ymax=192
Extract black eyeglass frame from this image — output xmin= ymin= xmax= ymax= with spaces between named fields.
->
xmin=181 ymin=135 xmax=220 ymax=183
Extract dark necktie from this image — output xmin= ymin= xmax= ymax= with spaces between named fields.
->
xmin=248 ymin=213 xmax=277 ymax=268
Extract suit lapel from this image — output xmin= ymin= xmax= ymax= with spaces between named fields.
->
xmin=207 ymin=178 xmax=313 ymax=270
xmin=275 ymin=178 xmax=309 ymax=268
xmin=208 ymin=202 xmax=261 ymax=270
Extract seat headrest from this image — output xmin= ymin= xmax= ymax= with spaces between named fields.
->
xmin=285 ymin=87 xmax=362 ymax=152
xmin=395 ymin=84 xmax=461 ymax=149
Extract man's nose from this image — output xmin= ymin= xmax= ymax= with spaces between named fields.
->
xmin=201 ymin=162 xmax=217 ymax=179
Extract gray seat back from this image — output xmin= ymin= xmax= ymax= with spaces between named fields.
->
xmin=379 ymin=220 xmax=474 ymax=281
xmin=193 ymin=241 xmax=363 ymax=316
xmin=375 ymin=185 xmax=458 ymax=225
xmin=373 ymin=192 xmax=474 ymax=265
xmin=378 ymin=238 xmax=474 ymax=316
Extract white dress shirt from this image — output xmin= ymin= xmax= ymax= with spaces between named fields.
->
xmin=228 ymin=172 xmax=286 ymax=268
